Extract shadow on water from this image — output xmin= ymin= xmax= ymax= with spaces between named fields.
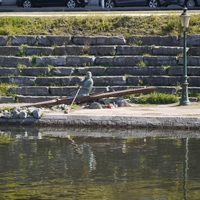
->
xmin=0 ymin=126 xmax=200 ymax=199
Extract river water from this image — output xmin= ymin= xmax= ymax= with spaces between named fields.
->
xmin=0 ymin=126 xmax=200 ymax=200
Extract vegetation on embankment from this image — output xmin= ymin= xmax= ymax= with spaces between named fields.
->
xmin=0 ymin=14 xmax=200 ymax=37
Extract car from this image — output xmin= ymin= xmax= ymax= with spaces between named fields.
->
xmin=177 ymin=0 xmax=199 ymax=7
xmin=0 ymin=0 xmax=2 ymax=6
xmin=99 ymin=0 xmax=172 ymax=8
xmin=16 ymin=0 xmax=89 ymax=8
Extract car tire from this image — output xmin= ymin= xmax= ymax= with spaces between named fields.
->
xmin=186 ymin=0 xmax=196 ymax=7
xmin=22 ymin=0 xmax=32 ymax=8
xmin=66 ymin=0 xmax=77 ymax=8
xmin=148 ymin=0 xmax=160 ymax=7
xmin=105 ymin=0 xmax=115 ymax=8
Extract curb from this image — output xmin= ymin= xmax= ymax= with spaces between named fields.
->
xmin=0 ymin=114 xmax=199 ymax=130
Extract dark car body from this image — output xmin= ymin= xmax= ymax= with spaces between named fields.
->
xmin=99 ymin=0 xmax=172 ymax=8
xmin=16 ymin=0 xmax=89 ymax=8
xmin=177 ymin=0 xmax=200 ymax=7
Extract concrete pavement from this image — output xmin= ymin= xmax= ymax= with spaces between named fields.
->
xmin=0 ymin=102 xmax=199 ymax=130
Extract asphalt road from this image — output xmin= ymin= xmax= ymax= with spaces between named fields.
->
xmin=0 ymin=4 xmax=199 ymax=17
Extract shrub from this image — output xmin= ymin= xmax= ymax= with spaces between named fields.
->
xmin=133 ymin=92 xmax=179 ymax=104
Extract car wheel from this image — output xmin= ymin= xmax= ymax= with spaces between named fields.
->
xmin=186 ymin=0 xmax=196 ymax=7
xmin=148 ymin=0 xmax=160 ymax=7
xmin=66 ymin=0 xmax=77 ymax=8
xmin=105 ymin=0 xmax=115 ymax=8
xmin=22 ymin=0 xmax=32 ymax=8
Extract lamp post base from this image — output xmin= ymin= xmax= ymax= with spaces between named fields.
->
xmin=179 ymin=84 xmax=190 ymax=106
xmin=180 ymin=99 xmax=190 ymax=106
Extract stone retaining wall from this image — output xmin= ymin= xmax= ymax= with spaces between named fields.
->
xmin=0 ymin=114 xmax=199 ymax=130
xmin=0 ymin=35 xmax=199 ymax=103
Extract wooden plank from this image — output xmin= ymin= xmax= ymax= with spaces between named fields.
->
xmin=21 ymin=87 xmax=156 ymax=107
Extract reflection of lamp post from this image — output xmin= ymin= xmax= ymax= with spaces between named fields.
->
xmin=183 ymin=137 xmax=189 ymax=200
xmin=180 ymin=7 xmax=190 ymax=105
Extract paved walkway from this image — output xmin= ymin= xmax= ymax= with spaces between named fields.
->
xmin=69 ymin=102 xmax=200 ymax=117
xmin=0 ymin=102 xmax=199 ymax=130
xmin=1 ymin=102 xmax=200 ymax=117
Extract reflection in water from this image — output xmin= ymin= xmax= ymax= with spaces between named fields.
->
xmin=184 ymin=138 xmax=188 ymax=200
xmin=0 ymin=127 xmax=200 ymax=199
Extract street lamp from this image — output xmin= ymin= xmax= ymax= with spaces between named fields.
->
xmin=180 ymin=6 xmax=190 ymax=105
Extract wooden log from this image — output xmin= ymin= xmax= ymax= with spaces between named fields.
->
xmin=21 ymin=86 xmax=156 ymax=107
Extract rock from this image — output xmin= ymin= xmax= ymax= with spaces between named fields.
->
xmin=90 ymin=102 xmax=102 ymax=109
xmin=19 ymin=110 xmax=27 ymax=119
xmin=32 ymin=109 xmax=42 ymax=119
xmin=2 ymin=110 xmax=12 ymax=119
xmin=12 ymin=110 xmax=20 ymax=118
xmin=115 ymin=98 xmax=131 ymax=107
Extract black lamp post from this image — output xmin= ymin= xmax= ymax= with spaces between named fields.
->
xmin=180 ymin=7 xmax=190 ymax=106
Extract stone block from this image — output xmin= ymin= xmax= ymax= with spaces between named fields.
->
xmin=155 ymin=86 xmax=178 ymax=94
xmin=0 ymin=68 xmax=19 ymax=76
xmin=21 ymin=67 xmax=50 ymax=76
xmin=188 ymin=77 xmax=200 ymax=86
xmin=144 ymin=56 xmax=177 ymax=66
xmin=127 ymin=76 xmax=181 ymax=86
xmin=9 ymin=86 xmax=49 ymax=95
xmin=0 ymin=77 xmax=10 ymax=84
xmin=127 ymin=35 xmax=179 ymax=46
xmin=73 ymin=36 xmax=126 ymax=45
xmin=189 ymin=47 xmax=200 ymax=56
xmin=126 ymin=76 xmax=141 ymax=85
xmin=10 ymin=35 xmax=37 ymax=46
xmin=168 ymin=66 xmax=200 ymax=76
xmin=51 ymin=67 xmax=74 ymax=76
xmin=35 ymin=56 xmax=66 ymax=66
xmin=25 ymin=47 xmax=53 ymax=56
xmin=49 ymin=86 xmax=78 ymax=96
xmin=185 ymin=34 xmax=200 ymax=47
xmin=37 ymin=35 xmax=71 ymax=46
xmin=152 ymin=46 xmax=183 ymax=55
xmin=189 ymin=87 xmax=200 ymax=93
xmin=113 ymin=56 xmax=143 ymax=66
xmin=141 ymin=76 xmax=182 ymax=86
xmin=179 ymin=56 xmax=200 ymax=66
xmin=76 ymin=67 xmax=106 ymax=75
xmin=0 ymin=56 xmax=32 ymax=67
xmin=8 ymin=76 xmax=36 ymax=86
xmin=88 ymin=46 xmax=116 ymax=55
xmin=0 ymin=46 xmax=21 ymax=56
xmin=116 ymin=46 xmax=152 ymax=55
xmin=35 ymin=77 xmax=83 ymax=86
xmin=0 ymin=96 xmax=15 ymax=103
xmin=168 ymin=66 xmax=182 ymax=76
xmin=187 ymin=66 xmax=200 ymax=76
xmin=17 ymin=96 xmax=56 ymax=103
xmin=0 ymin=36 xmax=8 ymax=46
xmin=106 ymin=66 xmax=166 ymax=76
xmin=95 ymin=56 xmax=113 ymax=66
xmin=66 ymin=56 xmax=95 ymax=66
xmin=53 ymin=46 xmax=84 ymax=55
xmin=93 ymin=76 xmax=126 ymax=86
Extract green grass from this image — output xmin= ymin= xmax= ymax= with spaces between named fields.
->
xmin=0 ymin=83 xmax=17 ymax=96
xmin=133 ymin=92 xmax=179 ymax=104
xmin=0 ymin=14 xmax=200 ymax=36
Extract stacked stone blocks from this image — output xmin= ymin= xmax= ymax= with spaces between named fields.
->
xmin=0 ymin=35 xmax=199 ymax=103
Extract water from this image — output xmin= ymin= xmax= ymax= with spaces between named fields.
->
xmin=0 ymin=127 xmax=200 ymax=200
